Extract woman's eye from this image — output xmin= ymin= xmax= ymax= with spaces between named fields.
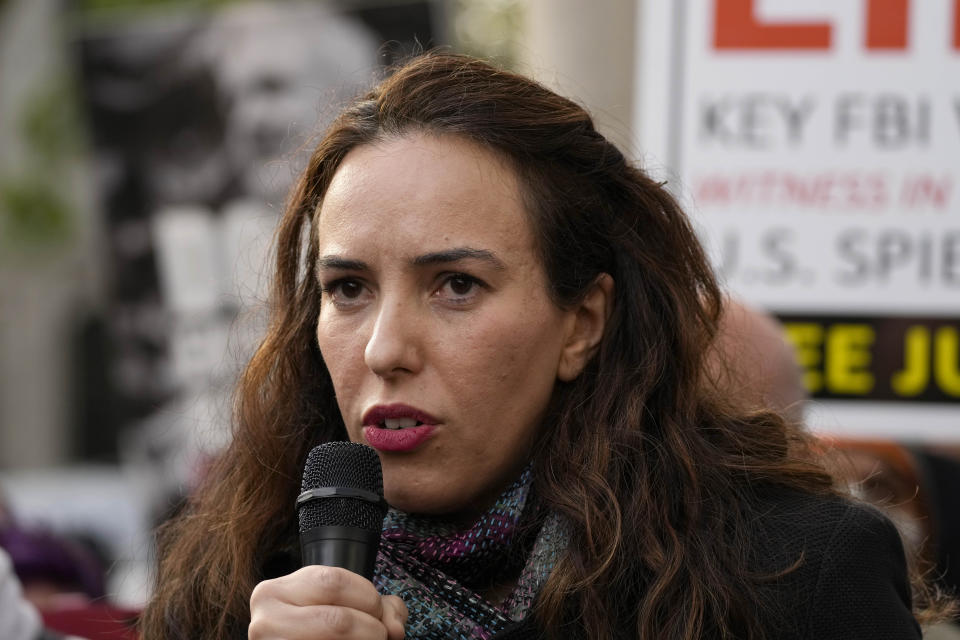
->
xmin=448 ymin=275 xmax=475 ymax=295
xmin=335 ymin=280 xmax=363 ymax=298
xmin=436 ymin=274 xmax=484 ymax=301
xmin=322 ymin=279 xmax=368 ymax=305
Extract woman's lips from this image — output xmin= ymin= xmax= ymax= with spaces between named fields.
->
xmin=361 ymin=403 xmax=439 ymax=452
xmin=363 ymin=424 xmax=436 ymax=452
xmin=362 ymin=403 xmax=440 ymax=427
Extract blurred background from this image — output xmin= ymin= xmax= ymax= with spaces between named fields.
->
xmin=0 ymin=0 xmax=957 ymax=634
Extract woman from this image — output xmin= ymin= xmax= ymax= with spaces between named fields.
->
xmin=141 ymin=53 xmax=938 ymax=639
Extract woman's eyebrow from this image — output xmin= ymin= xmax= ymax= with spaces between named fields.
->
xmin=412 ymin=247 xmax=506 ymax=270
xmin=317 ymin=256 xmax=368 ymax=271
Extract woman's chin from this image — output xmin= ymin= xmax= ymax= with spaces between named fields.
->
xmin=383 ymin=485 xmax=471 ymax=519
xmin=385 ymin=489 xmax=451 ymax=516
xmin=385 ymin=487 xmax=498 ymax=528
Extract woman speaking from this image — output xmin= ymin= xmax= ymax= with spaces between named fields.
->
xmin=141 ymin=53 xmax=941 ymax=639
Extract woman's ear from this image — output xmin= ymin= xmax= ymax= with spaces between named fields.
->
xmin=557 ymin=273 xmax=615 ymax=382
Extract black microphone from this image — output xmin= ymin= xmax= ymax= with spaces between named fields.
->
xmin=297 ymin=442 xmax=388 ymax=579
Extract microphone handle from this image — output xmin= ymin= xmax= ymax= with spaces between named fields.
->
xmin=300 ymin=526 xmax=381 ymax=580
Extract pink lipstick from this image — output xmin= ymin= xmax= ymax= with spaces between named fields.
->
xmin=361 ymin=404 xmax=438 ymax=452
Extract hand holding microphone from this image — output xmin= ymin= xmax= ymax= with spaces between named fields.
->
xmin=248 ymin=443 xmax=406 ymax=640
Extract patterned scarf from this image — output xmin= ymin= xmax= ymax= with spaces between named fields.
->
xmin=373 ymin=467 xmax=567 ymax=639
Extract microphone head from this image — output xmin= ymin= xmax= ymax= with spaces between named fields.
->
xmin=298 ymin=442 xmax=386 ymax=534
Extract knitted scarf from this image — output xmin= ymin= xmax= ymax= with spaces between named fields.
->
xmin=373 ymin=467 xmax=567 ymax=639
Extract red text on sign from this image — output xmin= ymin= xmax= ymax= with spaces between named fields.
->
xmin=714 ymin=0 xmax=960 ymax=51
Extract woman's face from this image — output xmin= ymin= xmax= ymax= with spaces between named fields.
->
xmin=315 ymin=133 xmax=579 ymax=517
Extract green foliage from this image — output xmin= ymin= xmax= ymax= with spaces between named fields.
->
xmin=0 ymin=76 xmax=83 ymax=254
xmin=19 ymin=77 xmax=83 ymax=164
xmin=451 ymin=0 xmax=525 ymax=67
xmin=77 ymin=0 xmax=267 ymax=11
xmin=0 ymin=178 xmax=73 ymax=249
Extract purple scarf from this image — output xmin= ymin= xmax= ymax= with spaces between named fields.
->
xmin=373 ymin=467 xmax=566 ymax=639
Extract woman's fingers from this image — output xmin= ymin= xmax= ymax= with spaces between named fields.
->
xmin=251 ymin=566 xmax=383 ymax=616
xmin=248 ymin=567 xmax=407 ymax=639
xmin=381 ymin=595 xmax=408 ymax=640
xmin=249 ymin=602 xmax=388 ymax=640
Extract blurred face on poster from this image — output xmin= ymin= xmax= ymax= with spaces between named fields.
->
xmin=201 ymin=2 xmax=377 ymax=202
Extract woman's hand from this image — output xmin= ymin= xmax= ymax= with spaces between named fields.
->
xmin=249 ymin=566 xmax=407 ymax=639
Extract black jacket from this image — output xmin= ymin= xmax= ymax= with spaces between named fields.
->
xmin=493 ymin=491 xmax=921 ymax=640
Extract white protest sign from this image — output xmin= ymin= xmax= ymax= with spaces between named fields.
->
xmin=636 ymin=0 xmax=960 ymax=439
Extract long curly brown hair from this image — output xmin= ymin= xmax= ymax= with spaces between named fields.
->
xmin=141 ymin=53 xmax=867 ymax=639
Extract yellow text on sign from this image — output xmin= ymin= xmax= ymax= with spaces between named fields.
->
xmin=891 ymin=326 xmax=960 ymax=396
xmin=784 ymin=323 xmax=960 ymax=398
xmin=784 ymin=323 xmax=875 ymax=395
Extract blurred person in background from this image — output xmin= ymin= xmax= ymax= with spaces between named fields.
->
xmin=139 ymin=53 xmax=947 ymax=640
xmin=0 ymin=524 xmax=105 ymax=613
xmin=0 ymin=547 xmax=44 ymax=640
xmin=0 ymin=489 xmax=139 ymax=639
xmin=1 ymin=483 xmax=106 ymax=612
xmin=707 ymin=301 xmax=960 ymax=638
xmin=706 ymin=298 xmax=808 ymax=425
xmin=825 ymin=441 xmax=960 ymax=640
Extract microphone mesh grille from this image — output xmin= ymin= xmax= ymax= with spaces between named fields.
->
xmin=298 ymin=442 xmax=386 ymax=533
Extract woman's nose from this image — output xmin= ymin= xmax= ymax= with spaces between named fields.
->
xmin=363 ymin=297 xmax=423 ymax=378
